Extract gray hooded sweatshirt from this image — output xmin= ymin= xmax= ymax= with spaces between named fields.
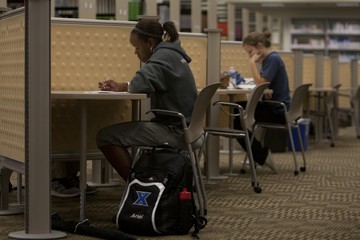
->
xmin=129 ymin=40 xmax=197 ymax=127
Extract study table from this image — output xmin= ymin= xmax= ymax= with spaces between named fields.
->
xmin=307 ymin=87 xmax=339 ymax=145
xmin=51 ymin=91 xmax=148 ymax=221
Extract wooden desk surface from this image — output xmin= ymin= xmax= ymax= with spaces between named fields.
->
xmin=215 ymin=87 xmax=272 ymax=96
xmin=51 ymin=91 xmax=147 ymax=100
xmin=215 ymin=88 xmax=254 ymax=95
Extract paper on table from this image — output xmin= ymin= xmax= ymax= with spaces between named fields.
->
xmin=236 ymin=84 xmax=256 ymax=90
xmin=85 ymin=91 xmax=129 ymax=94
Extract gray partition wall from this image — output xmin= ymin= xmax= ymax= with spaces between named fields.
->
xmin=4 ymin=1 xmax=66 ymax=239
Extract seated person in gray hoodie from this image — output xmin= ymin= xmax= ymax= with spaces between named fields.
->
xmin=97 ymin=19 xmax=197 ymax=181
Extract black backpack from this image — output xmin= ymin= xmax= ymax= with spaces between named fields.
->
xmin=116 ymin=147 xmax=206 ymax=237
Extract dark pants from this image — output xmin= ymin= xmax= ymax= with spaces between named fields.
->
xmin=233 ymin=101 xmax=286 ymax=165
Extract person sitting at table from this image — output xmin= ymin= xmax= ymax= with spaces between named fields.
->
xmin=96 ymin=19 xmax=197 ymax=181
xmin=234 ymin=30 xmax=291 ymax=173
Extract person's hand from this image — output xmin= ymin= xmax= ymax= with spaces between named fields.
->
xmin=250 ymin=51 xmax=261 ymax=64
xmin=263 ymin=92 xmax=272 ymax=100
xmin=98 ymin=79 xmax=120 ymax=91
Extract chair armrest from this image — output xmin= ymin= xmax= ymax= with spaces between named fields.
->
xmin=146 ymin=109 xmax=187 ymax=129
xmin=261 ymin=100 xmax=287 ymax=112
xmin=213 ymin=101 xmax=244 ymax=117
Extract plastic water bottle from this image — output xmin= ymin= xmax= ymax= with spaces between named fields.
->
xmin=178 ymin=187 xmax=191 ymax=201
xmin=177 ymin=188 xmax=192 ymax=233
xmin=228 ymin=67 xmax=237 ymax=89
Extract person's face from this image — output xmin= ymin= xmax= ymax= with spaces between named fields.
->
xmin=130 ymin=32 xmax=153 ymax=63
xmin=243 ymin=44 xmax=262 ymax=59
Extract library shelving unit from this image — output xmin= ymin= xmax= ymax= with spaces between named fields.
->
xmin=54 ymin=0 xmax=141 ymax=20
xmin=327 ymin=19 xmax=360 ymax=62
xmin=291 ymin=19 xmax=326 ymax=51
xmin=291 ymin=18 xmax=360 ymax=62
xmin=54 ymin=0 xmax=78 ymax=18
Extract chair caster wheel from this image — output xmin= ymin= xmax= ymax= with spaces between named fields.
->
xmin=294 ymin=170 xmax=299 ymax=176
xmin=300 ymin=166 xmax=306 ymax=172
xmin=240 ymin=168 xmax=246 ymax=174
xmin=254 ymin=186 xmax=262 ymax=193
xmin=198 ymin=216 xmax=208 ymax=228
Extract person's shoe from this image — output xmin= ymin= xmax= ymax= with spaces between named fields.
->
xmin=85 ymin=184 xmax=98 ymax=195
xmin=264 ymin=150 xmax=277 ymax=173
xmin=51 ymin=180 xmax=80 ymax=198
xmin=68 ymin=175 xmax=98 ymax=195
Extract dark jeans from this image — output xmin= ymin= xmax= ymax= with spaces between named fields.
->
xmin=233 ymin=101 xmax=286 ymax=165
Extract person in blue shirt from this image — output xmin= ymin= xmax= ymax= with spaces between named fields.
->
xmin=234 ymin=31 xmax=291 ymax=173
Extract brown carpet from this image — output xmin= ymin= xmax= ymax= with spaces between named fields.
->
xmin=1 ymin=127 xmax=360 ymax=240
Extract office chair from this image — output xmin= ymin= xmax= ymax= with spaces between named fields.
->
xmin=141 ymin=83 xmax=221 ymax=222
xmin=251 ymin=83 xmax=312 ymax=175
xmin=204 ymin=82 xmax=271 ymax=194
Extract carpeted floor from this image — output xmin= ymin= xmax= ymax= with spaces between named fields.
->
xmin=1 ymin=127 xmax=360 ymax=240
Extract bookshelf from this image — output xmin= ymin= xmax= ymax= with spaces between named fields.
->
xmin=96 ymin=0 xmax=115 ymax=20
xmin=54 ymin=0 xmax=141 ymax=20
xmin=54 ymin=0 xmax=78 ymax=18
xmin=291 ymin=18 xmax=360 ymax=62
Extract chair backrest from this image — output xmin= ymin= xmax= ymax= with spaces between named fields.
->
xmin=242 ymin=82 xmax=270 ymax=130
xmin=287 ymin=83 xmax=312 ymax=122
xmin=184 ymin=83 xmax=221 ymax=144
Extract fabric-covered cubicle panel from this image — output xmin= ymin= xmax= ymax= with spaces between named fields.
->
xmin=51 ymin=21 xmax=138 ymax=90
xmin=51 ymin=19 xmax=139 ymax=152
xmin=220 ymin=41 xmax=250 ymax=78
xmin=0 ymin=10 xmax=25 ymax=162
xmin=323 ymin=57 xmax=332 ymax=87
xmin=180 ymin=33 xmax=207 ymax=89
xmin=338 ymin=62 xmax=352 ymax=109
xmin=303 ymin=54 xmax=316 ymax=85
xmin=339 ymin=62 xmax=352 ymax=90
